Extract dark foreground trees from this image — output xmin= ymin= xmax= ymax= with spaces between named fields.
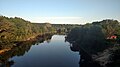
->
xmin=66 ymin=19 xmax=120 ymax=67
xmin=66 ymin=19 xmax=120 ymax=54
xmin=67 ymin=25 xmax=107 ymax=54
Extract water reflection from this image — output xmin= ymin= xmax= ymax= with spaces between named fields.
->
xmin=0 ymin=35 xmax=80 ymax=67
xmin=0 ymin=34 xmax=53 ymax=67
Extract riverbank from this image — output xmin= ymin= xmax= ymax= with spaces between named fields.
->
xmin=0 ymin=32 xmax=55 ymax=55
xmin=0 ymin=48 xmax=11 ymax=54
xmin=70 ymin=42 xmax=120 ymax=67
xmin=66 ymin=37 xmax=120 ymax=67
xmin=92 ymin=47 xmax=112 ymax=66
xmin=92 ymin=46 xmax=120 ymax=67
xmin=0 ymin=35 xmax=80 ymax=67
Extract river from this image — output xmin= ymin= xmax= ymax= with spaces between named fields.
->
xmin=8 ymin=35 xmax=80 ymax=67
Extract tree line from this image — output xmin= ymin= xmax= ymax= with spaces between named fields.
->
xmin=66 ymin=19 xmax=120 ymax=67
xmin=66 ymin=19 xmax=120 ymax=54
xmin=0 ymin=16 xmax=55 ymax=44
xmin=0 ymin=16 xmax=79 ymax=50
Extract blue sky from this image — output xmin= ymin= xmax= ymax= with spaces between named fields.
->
xmin=0 ymin=0 xmax=120 ymax=24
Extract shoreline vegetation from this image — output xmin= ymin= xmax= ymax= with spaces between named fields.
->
xmin=0 ymin=33 xmax=53 ymax=54
xmin=0 ymin=16 xmax=79 ymax=54
xmin=66 ymin=19 xmax=120 ymax=67
xmin=0 ymin=15 xmax=120 ymax=67
xmin=0 ymin=48 xmax=11 ymax=54
xmin=0 ymin=33 xmax=54 ymax=67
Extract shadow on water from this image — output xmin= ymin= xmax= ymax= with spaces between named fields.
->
xmin=69 ymin=43 xmax=102 ymax=67
xmin=0 ymin=34 xmax=53 ymax=67
xmin=0 ymin=34 xmax=97 ymax=67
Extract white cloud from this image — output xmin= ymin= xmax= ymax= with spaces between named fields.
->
xmin=30 ymin=17 xmax=86 ymax=24
xmin=3 ymin=15 xmax=87 ymax=24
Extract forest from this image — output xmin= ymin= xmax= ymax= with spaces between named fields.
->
xmin=1 ymin=15 xmax=120 ymax=67
xmin=66 ymin=19 xmax=120 ymax=67
xmin=0 ymin=16 xmax=79 ymax=50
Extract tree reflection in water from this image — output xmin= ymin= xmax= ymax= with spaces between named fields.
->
xmin=0 ymin=34 xmax=53 ymax=67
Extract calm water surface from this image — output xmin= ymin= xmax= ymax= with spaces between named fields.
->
xmin=9 ymin=35 xmax=80 ymax=67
